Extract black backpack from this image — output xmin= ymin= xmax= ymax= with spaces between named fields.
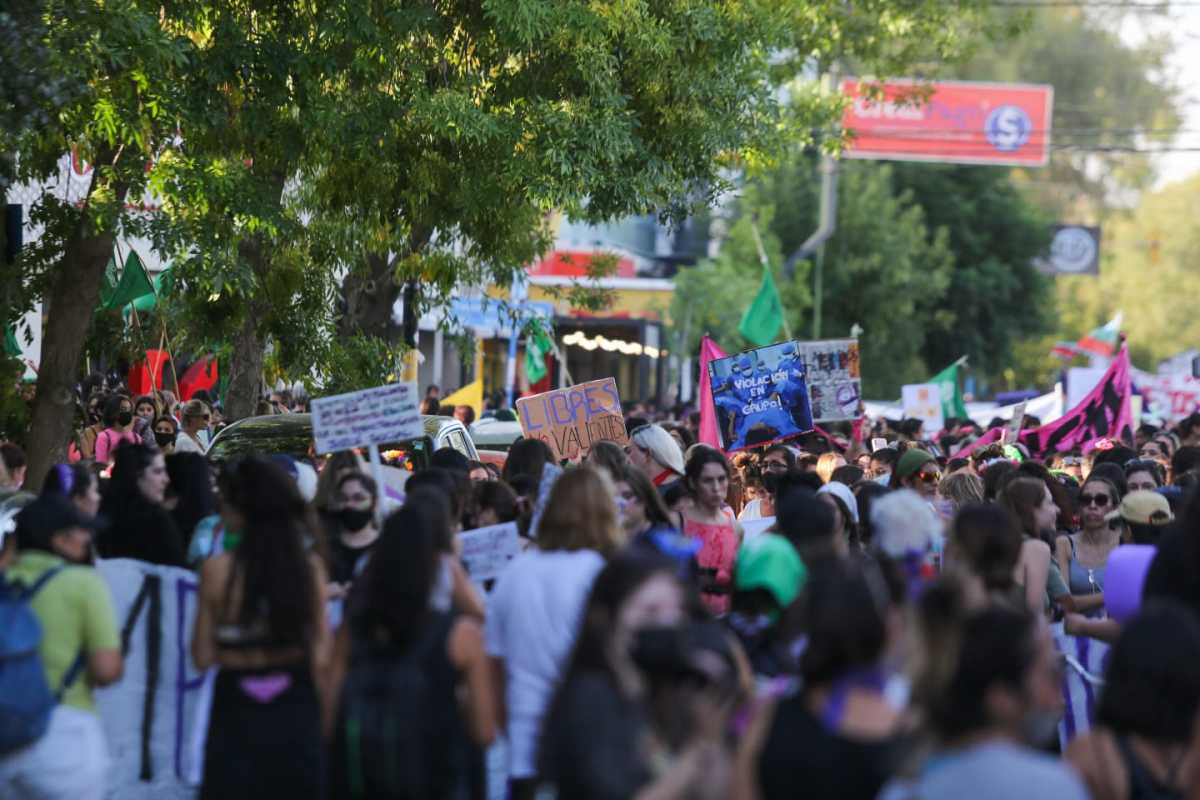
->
xmin=333 ymin=616 xmax=456 ymax=800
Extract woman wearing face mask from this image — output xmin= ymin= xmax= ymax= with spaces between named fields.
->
xmin=41 ymin=463 xmax=103 ymax=522
xmin=682 ymin=448 xmax=740 ymax=616
xmin=132 ymin=394 xmax=160 ymax=439
xmin=94 ymin=395 xmax=142 ymax=465
xmin=75 ymin=394 xmax=109 ymax=461
xmin=152 ymin=415 xmax=179 ymax=455
xmin=96 ymin=444 xmax=186 ymax=567
xmin=747 ymin=561 xmax=907 ymax=800
xmin=538 ymin=554 xmax=734 ymax=800
xmin=328 ymin=472 xmax=379 ymax=589
xmin=1055 ymin=476 xmax=1122 ymax=619
xmin=878 ymin=606 xmax=1086 ymax=800
xmin=174 ymin=400 xmax=211 ymax=454
xmin=0 ymin=496 xmax=122 ymax=799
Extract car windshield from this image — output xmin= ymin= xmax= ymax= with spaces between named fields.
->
xmin=208 ymin=415 xmax=427 ymax=470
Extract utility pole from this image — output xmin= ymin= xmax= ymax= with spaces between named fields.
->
xmin=783 ymin=68 xmax=840 ymax=340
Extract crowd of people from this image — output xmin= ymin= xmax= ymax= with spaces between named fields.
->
xmin=4 ymin=379 xmax=1200 ymax=800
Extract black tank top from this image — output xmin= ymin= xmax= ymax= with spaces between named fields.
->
xmin=1118 ymin=736 xmax=1183 ymax=800
xmin=759 ymin=691 xmax=905 ymax=800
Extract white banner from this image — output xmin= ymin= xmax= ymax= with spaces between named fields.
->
xmin=95 ymin=558 xmax=209 ymax=799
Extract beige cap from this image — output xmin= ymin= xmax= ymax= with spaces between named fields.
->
xmin=1107 ymin=490 xmax=1173 ymax=526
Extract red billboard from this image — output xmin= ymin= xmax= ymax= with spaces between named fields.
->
xmin=841 ymin=79 xmax=1053 ymax=167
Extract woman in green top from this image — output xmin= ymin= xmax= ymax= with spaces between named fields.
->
xmin=0 ymin=495 xmax=122 ymax=799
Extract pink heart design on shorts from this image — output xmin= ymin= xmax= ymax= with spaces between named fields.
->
xmin=239 ymin=673 xmax=292 ymax=703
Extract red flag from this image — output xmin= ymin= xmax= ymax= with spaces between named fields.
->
xmin=179 ymin=357 xmax=219 ymax=401
xmin=698 ymin=336 xmax=728 ymax=449
xmin=128 ymin=349 xmax=171 ymax=395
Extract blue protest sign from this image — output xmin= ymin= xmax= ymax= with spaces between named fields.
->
xmin=708 ymin=341 xmax=814 ymax=452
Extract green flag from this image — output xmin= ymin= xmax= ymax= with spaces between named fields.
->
xmin=4 ymin=326 xmax=20 ymax=357
xmin=524 ymin=321 xmax=553 ymax=384
xmin=929 ymin=359 xmax=969 ymax=421
xmin=738 ymin=266 xmax=785 ymax=347
xmin=100 ymin=250 xmax=154 ymax=311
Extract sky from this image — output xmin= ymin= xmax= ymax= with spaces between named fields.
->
xmin=1127 ymin=4 xmax=1200 ymax=184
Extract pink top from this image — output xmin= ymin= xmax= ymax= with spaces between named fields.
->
xmin=95 ymin=428 xmax=141 ymax=464
xmin=683 ymin=512 xmax=738 ymax=615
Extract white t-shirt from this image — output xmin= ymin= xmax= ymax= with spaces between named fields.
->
xmin=484 ymin=548 xmax=605 ymax=778
xmin=174 ymin=432 xmax=206 ymax=454
xmin=738 ymin=498 xmax=765 ymax=521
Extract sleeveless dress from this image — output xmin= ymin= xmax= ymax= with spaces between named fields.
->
xmin=1067 ymin=534 xmax=1109 ymax=618
xmin=201 ymin=623 xmax=323 ymax=800
xmin=684 ymin=512 xmax=738 ymax=615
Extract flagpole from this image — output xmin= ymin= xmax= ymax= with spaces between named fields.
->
xmin=749 ymin=217 xmax=793 ymax=341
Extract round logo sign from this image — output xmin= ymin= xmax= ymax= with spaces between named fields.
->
xmin=1050 ymin=227 xmax=1098 ymax=273
xmin=984 ymin=105 xmax=1033 ymax=152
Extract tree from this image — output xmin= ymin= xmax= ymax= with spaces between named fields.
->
xmin=670 ymin=206 xmax=798 ymax=361
xmin=5 ymin=0 xmax=192 ymax=489
xmin=890 ymin=163 xmax=1053 ymax=381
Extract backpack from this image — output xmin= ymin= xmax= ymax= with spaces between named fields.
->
xmin=333 ymin=617 xmax=456 ymax=800
xmin=0 ymin=566 xmax=86 ymax=754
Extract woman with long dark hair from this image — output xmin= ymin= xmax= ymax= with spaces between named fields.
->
xmin=97 ymin=444 xmax=185 ymax=567
xmin=41 ymin=462 xmax=102 ymax=521
xmin=681 ymin=447 xmax=740 ymax=615
xmin=165 ymin=452 xmax=216 ymax=552
xmin=326 ymin=502 xmax=496 ymax=799
xmin=1000 ymin=477 xmax=1069 ymax=616
xmin=191 ymin=457 xmax=330 ymax=799
xmin=94 ymin=395 xmax=142 ymax=464
xmin=539 ymin=553 xmax=733 ymax=800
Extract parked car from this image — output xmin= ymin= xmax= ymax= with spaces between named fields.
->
xmin=468 ymin=417 xmax=524 ymax=452
xmin=207 ymin=413 xmax=479 ymax=470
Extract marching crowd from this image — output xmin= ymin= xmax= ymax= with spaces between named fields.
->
xmin=3 ymin=378 xmax=1200 ymax=800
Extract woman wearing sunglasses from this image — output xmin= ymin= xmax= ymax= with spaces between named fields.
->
xmin=888 ymin=448 xmax=942 ymax=501
xmin=174 ymin=399 xmax=212 ymax=455
xmin=1054 ymin=476 xmax=1122 ymax=619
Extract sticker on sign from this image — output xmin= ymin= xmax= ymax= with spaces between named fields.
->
xmin=311 ymin=382 xmax=422 ymax=455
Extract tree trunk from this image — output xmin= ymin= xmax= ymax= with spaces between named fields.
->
xmin=338 ymin=251 xmax=402 ymax=343
xmin=221 ymin=236 xmax=272 ymax=421
xmin=221 ymin=173 xmax=287 ymax=422
xmin=24 ymin=170 xmax=127 ymax=492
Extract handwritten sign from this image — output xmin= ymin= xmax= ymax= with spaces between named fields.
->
xmin=311 ymin=382 xmax=422 ymax=455
xmin=516 ymin=378 xmax=628 ymax=461
xmin=458 ymin=522 xmax=522 ymax=583
xmin=1003 ymin=400 xmax=1028 ymax=445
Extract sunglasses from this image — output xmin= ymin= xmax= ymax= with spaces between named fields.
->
xmin=916 ymin=470 xmax=942 ymax=485
xmin=1079 ymin=493 xmax=1111 ymax=508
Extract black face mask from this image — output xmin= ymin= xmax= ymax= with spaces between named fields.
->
xmin=338 ymin=508 xmax=373 ymax=532
xmin=154 ymin=431 xmax=176 ymax=448
xmin=117 ymin=410 xmax=134 ymax=426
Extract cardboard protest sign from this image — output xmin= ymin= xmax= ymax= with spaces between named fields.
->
xmin=902 ymin=383 xmax=945 ymax=434
xmin=95 ymin=559 xmax=206 ymax=798
xmin=708 ymin=341 xmax=814 ymax=452
xmin=800 ymin=339 xmax=862 ymax=422
xmin=516 ymin=378 xmax=627 ymax=461
xmin=458 ymin=522 xmax=522 ymax=583
xmin=311 ymin=382 xmax=422 ymax=455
